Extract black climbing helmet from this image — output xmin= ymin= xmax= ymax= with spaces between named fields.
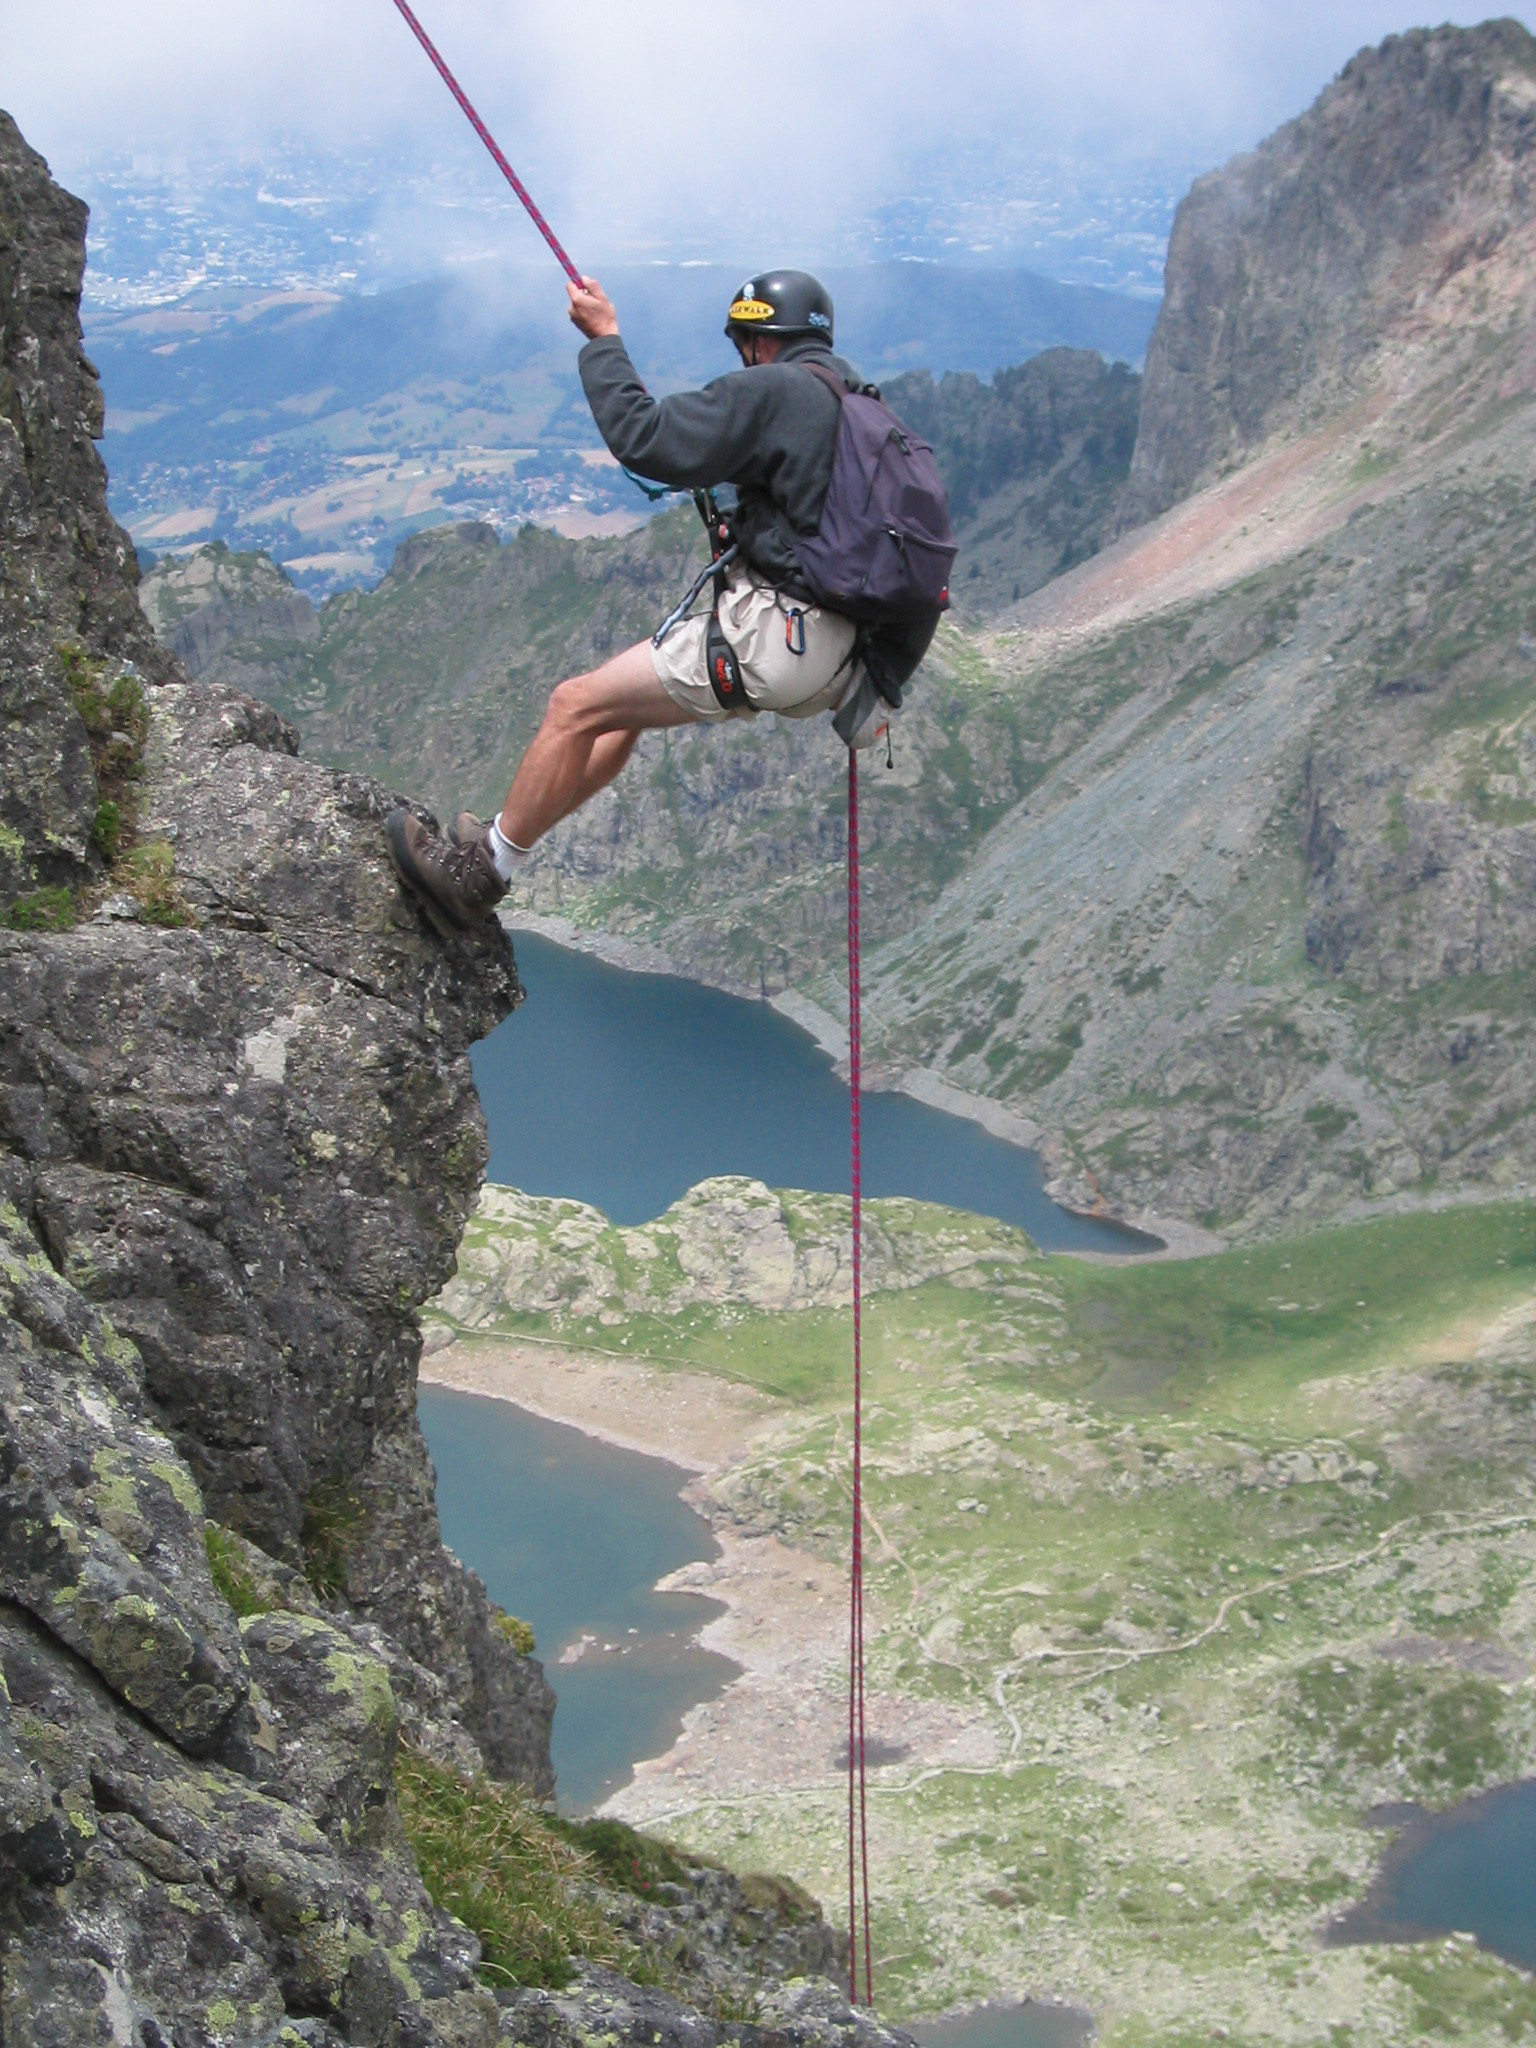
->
xmin=725 ymin=270 xmax=834 ymax=346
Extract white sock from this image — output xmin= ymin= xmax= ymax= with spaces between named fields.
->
xmin=487 ymin=818 xmax=531 ymax=883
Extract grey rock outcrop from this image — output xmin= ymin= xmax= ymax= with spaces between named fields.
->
xmin=1122 ymin=20 xmax=1536 ymax=524
xmin=502 ymin=1967 xmax=912 ymax=2048
xmin=0 ymin=107 xmax=569 ymax=2047
xmin=0 ymin=112 xmax=172 ymax=911
xmin=138 ymin=539 xmax=320 ymax=677
xmin=0 ymin=1597 xmax=501 ymax=2047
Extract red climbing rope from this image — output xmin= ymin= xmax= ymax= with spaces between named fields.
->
xmin=391 ymin=0 xmax=873 ymax=1986
xmin=847 ymin=752 xmax=874 ymax=2008
xmin=386 ymin=0 xmax=584 ymax=287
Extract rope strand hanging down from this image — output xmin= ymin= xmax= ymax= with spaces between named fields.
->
xmin=389 ymin=0 xmax=876 ymax=1993
xmin=847 ymin=752 xmax=874 ymax=2008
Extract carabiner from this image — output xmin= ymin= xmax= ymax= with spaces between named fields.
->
xmin=785 ymin=608 xmax=806 ymax=656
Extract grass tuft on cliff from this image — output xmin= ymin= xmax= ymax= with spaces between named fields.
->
xmin=5 ymin=885 xmax=78 ymax=932
xmin=394 ymin=1746 xmax=632 ymax=1987
xmin=301 ymin=1477 xmax=366 ymax=1600
xmin=204 ymin=1524 xmax=274 ymax=1619
xmin=491 ymin=1607 xmax=536 ymax=1655
xmin=547 ymin=1812 xmax=693 ymax=1898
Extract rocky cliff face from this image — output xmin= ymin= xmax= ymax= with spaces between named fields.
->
xmin=0 ymin=110 xmax=562 ymax=2042
xmin=0 ymin=114 xmax=902 ymax=2048
xmin=1122 ymin=20 xmax=1536 ymax=524
xmin=0 ymin=114 xmax=175 ymax=910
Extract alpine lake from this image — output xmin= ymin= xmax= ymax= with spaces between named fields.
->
xmin=417 ymin=932 xmax=1536 ymax=2031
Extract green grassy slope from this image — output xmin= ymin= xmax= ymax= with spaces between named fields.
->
xmin=430 ymin=1182 xmax=1536 ymax=2044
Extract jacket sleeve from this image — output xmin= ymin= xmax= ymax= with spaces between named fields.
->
xmin=578 ymin=334 xmax=768 ymax=489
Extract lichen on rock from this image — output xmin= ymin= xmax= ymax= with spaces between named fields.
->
xmin=0 ymin=105 xmax=874 ymax=2048
xmin=0 ymin=106 xmax=579 ymax=2048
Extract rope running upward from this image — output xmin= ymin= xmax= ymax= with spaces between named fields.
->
xmin=388 ymin=0 xmax=873 ymax=1988
xmin=386 ymin=0 xmax=584 ymax=286
xmin=847 ymin=753 xmax=874 ymax=2007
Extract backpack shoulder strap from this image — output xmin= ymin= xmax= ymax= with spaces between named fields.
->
xmin=800 ymin=359 xmax=883 ymax=402
xmin=800 ymin=359 xmax=852 ymax=402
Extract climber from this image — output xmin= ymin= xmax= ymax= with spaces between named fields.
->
xmin=384 ymin=269 xmax=943 ymax=934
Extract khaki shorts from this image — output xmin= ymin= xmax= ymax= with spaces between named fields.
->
xmin=651 ymin=569 xmax=860 ymax=722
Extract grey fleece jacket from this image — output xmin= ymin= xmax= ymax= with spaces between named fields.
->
xmin=578 ymin=330 xmax=855 ymax=597
xmin=578 ymin=329 xmax=939 ymax=693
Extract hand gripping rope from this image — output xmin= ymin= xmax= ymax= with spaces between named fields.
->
xmin=387 ymin=2 xmax=876 ymax=2004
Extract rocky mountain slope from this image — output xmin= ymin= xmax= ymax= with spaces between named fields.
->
xmin=1 ymin=111 xmax=899 ymax=2047
xmin=137 ymin=23 xmax=1536 ymax=1246
xmin=1120 ymin=17 xmax=1536 ymax=525
xmin=884 ymin=348 xmax=1140 ymax=615
xmin=850 ymin=19 xmax=1536 ymax=1233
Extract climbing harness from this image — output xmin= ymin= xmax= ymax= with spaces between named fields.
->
xmin=646 ymin=489 xmax=748 ymax=711
xmin=846 ymin=750 xmax=874 ymax=2008
xmin=385 ymin=3 xmax=878 ymax=2002
xmin=697 ymin=491 xmax=750 ymax=713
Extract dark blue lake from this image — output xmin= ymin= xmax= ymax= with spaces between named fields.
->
xmin=474 ymin=931 xmax=1156 ymax=1250
xmin=1332 ymin=1780 xmax=1536 ymax=1972
xmin=440 ymin=933 xmax=1155 ymax=1809
xmin=419 ymin=1383 xmax=736 ymax=1814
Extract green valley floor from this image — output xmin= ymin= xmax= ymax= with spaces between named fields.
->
xmin=423 ymin=1182 xmax=1536 ymax=2046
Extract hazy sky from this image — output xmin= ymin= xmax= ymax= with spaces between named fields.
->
xmin=9 ymin=2 xmax=1536 ymax=264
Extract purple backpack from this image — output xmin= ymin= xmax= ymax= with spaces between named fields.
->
xmin=793 ymin=364 xmax=956 ymax=624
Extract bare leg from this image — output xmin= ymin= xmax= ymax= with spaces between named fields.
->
xmin=499 ymin=641 xmax=699 ymax=847
xmin=549 ymin=728 xmax=639 ymax=826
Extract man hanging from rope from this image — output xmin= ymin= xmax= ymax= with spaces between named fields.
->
xmin=385 ymin=269 xmax=943 ymax=932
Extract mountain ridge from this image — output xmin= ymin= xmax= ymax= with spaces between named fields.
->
xmin=136 ymin=21 xmax=1536 ymax=1245
xmin=1121 ymin=17 xmax=1536 ymax=524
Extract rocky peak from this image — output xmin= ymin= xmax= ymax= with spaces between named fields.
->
xmin=1122 ymin=19 xmax=1536 ymax=523
xmin=138 ymin=538 xmax=319 ymax=676
xmin=392 ymin=520 xmax=501 ymax=579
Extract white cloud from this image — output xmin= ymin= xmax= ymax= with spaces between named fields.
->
xmin=9 ymin=1 xmax=1536 ymax=260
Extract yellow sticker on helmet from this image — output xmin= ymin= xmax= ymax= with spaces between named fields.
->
xmin=729 ymin=298 xmax=776 ymax=322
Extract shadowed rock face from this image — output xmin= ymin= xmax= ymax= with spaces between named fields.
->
xmin=0 ymin=113 xmax=174 ymax=907
xmin=883 ymin=349 xmax=1141 ymax=617
xmin=0 ymin=108 xmax=566 ymax=2045
xmin=1123 ymin=20 xmax=1536 ymax=524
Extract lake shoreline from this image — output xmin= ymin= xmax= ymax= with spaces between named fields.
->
xmin=500 ymin=911 xmax=1219 ymax=1262
xmin=418 ymin=1336 xmax=1001 ymax=1838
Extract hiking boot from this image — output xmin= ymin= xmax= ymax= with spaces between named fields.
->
xmin=385 ymin=808 xmax=507 ymax=934
xmin=448 ymin=811 xmax=491 ymax=851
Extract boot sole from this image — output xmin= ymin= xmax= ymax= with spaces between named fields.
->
xmin=385 ymin=811 xmax=474 ymax=942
